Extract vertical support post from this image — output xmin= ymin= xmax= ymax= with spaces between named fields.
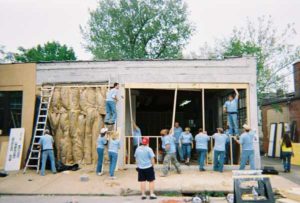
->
xmin=230 ymin=135 xmax=233 ymax=166
xmin=156 ymin=137 xmax=159 ymax=164
xmin=128 ymin=88 xmax=134 ymax=136
xmin=246 ymin=87 xmax=251 ymax=126
xmin=171 ymin=86 xmax=178 ymax=130
xmin=202 ymin=88 xmax=205 ymax=131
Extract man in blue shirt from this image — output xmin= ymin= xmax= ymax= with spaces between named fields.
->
xmin=212 ymin=128 xmax=229 ymax=172
xmin=132 ymin=121 xmax=142 ymax=153
xmin=135 ymin=137 xmax=157 ymax=200
xmin=223 ymin=89 xmax=239 ymax=136
xmin=173 ymin=122 xmax=184 ymax=162
xmin=234 ymin=124 xmax=256 ymax=170
xmin=105 ymin=83 xmax=119 ymax=125
xmin=179 ymin=127 xmax=193 ymax=165
xmin=195 ymin=129 xmax=210 ymax=171
xmin=38 ymin=129 xmax=57 ymax=176
xmin=161 ymin=130 xmax=181 ymax=177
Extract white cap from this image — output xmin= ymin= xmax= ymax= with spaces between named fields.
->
xmin=243 ymin=124 xmax=251 ymax=130
xmin=100 ymin=128 xmax=108 ymax=134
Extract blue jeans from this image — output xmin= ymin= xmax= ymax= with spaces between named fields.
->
xmin=41 ymin=150 xmax=56 ymax=176
xmin=214 ymin=150 xmax=225 ymax=172
xmin=228 ymin=113 xmax=239 ymax=135
xmin=182 ymin=144 xmax=191 ymax=160
xmin=282 ymin=152 xmax=292 ymax=171
xmin=105 ymin=101 xmax=117 ymax=123
xmin=109 ymin=151 xmax=118 ymax=177
xmin=96 ymin=148 xmax=104 ymax=173
xmin=197 ymin=149 xmax=207 ymax=169
xmin=175 ymin=143 xmax=184 ymax=161
xmin=224 ymin=141 xmax=230 ymax=164
xmin=240 ymin=150 xmax=255 ymax=170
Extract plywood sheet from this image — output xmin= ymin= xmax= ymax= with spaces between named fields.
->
xmin=0 ymin=141 xmax=8 ymax=169
xmin=268 ymin=123 xmax=277 ymax=157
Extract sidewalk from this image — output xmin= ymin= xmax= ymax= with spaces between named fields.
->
xmin=0 ymin=165 xmax=299 ymax=196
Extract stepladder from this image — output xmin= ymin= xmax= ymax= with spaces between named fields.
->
xmin=23 ymin=86 xmax=54 ymax=174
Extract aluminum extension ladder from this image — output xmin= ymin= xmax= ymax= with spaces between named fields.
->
xmin=23 ymin=86 xmax=54 ymax=174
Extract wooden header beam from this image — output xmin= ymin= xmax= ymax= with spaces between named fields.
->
xmin=124 ymin=83 xmax=249 ymax=89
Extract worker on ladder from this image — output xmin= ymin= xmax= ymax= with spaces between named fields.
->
xmin=223 ymin=88 xmax=239 ymax=137
xmin=105 ymin=83 xmax=119 ymax=125
xmin=38 ymin=129 xmax=57 ymax=176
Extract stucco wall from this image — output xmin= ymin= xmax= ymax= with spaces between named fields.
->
xmin=0 ymin=63 xmax=36 ymax=166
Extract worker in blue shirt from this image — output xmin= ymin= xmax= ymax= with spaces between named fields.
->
xmin=108 ymin=132 xmax=120 ymax=179
xmin=174 ymin=122 xmax=184 ymax=162
xmin=132 ymin=121 xmax=142 ymax=153
xmin=96 ymin=128 xmax=108 ymax=176
xmin=179 ymin=127 xmax=193 ymax=165
xmin=161 ymin=129 xmax=181 ymax=177
xmin=135 ymin=137 xmax=157 ymax=200
xmin=234 ymin=124 xmax=256 ymax=170
xmin=38 ymin=129 xmax=57 ymax=176
xmin=105 ymin=83 xmax=119 ymax=125
xmin=212 ymin=128 xmax=229 ymax=172
xmin=195 ymin=129 xmax=210 ymax=171
xmin=223 ymin=89 xmax=239 ymax=136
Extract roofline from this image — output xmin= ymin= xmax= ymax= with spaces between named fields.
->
xmin=261 ymin=95 xmax=300 ymax=106
xmin=0 ymin=56 xmax=254 ymax=65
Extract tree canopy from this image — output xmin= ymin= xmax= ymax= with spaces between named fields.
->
xmin=81 ymin=0 xmax=193 ymax=60
xmin=14 ymin=41 xmax=76 ymax=62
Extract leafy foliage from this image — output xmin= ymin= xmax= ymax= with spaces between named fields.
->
xmin=81 ymin=0 xmax=193 ymax=60
xmin=14 ymin=41 xmax=76 ymax=62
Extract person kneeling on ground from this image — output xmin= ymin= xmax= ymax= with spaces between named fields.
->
xmin=108 ymin=131 xmax=120 ymax=179
xmin=161 ymin=129 xmax=181 ymax=177
xmin=38 ymin=129 xmax=57 ymax=176
xmin=212 ymin=128 xmax=229 ymax=173
xmin=96 ymin=128 xmax=108 ymax=176
xmin=235 ymin=124 xmax=256 ymax=170
xmin=135 ymin=137 xmax=157 ymax=200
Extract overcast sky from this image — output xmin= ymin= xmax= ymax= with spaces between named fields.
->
xmin=0 ymin=0 xmax=299 ymax=60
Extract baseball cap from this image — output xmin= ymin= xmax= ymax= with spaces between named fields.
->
xmin=142 ymin=137 xmax=149 ymax=145
xmin=100 ymin=128 xmax=108 ymax=134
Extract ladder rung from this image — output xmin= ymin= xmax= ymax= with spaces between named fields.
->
xmin=31 ymin=149 xmax=40 ymax=152
xmin=26 ymin=165 xmax=38 ymax=167
xmin=39 ymin=115 xmax=47 ymax=117
xmin=29 ymin=157 xmax=40 ymax=160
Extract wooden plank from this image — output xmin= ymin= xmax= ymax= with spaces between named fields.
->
xmin=0 ymin=141 xmax=8 ymax=169
xmin=124 ymin=83 xmax=249 ymax=90
xmin=246 ymin=86 xmax=251 ymax=125
xmin=202 ymin=88 xmax=205 ymax=131
xmin=171 ymin=86 xmax=178 ymax=130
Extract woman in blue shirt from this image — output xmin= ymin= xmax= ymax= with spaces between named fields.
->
xmin=179 ymin=127 xmax=193 ymax=165
xmin=96 ymin=128 xmax=108 ymax=176
xmin=212 ymin=128 xmax=229 ymax=172
xmin=195 ymin=129 xmax=210 ymax=171
xmin=108 ymin=131 xmax=120 ymax=179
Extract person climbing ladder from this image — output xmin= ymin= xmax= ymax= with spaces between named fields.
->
xmin=105 ymin=83 xmax=119 ymax=125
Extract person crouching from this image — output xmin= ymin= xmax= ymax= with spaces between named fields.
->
xmin=135 ymin=137 xmax=157 ymax=200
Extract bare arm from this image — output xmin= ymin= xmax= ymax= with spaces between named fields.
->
xmin=234 ymin=88 xmax=239 ymax=99
xmin=151 ymin=158 xmax=155 ymax=166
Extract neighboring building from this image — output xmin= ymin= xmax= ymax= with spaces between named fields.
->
xmin=261 ymin=61 xmax=300 ymax=153
xmin=0 ymin=57 xmax=260 ymax=168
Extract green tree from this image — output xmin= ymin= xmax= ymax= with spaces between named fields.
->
xmin=217 ymin=16 xmax=300 ymax=105
xmin=81 ymin=0 xmax=193 ymax=60
xmin=14 ymin=41 xmax=76 ymax=62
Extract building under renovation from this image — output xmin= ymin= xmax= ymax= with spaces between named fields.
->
xmin=0 ymin=57 xmax=260 ymax=169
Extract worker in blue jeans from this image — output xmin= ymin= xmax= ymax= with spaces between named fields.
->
xmin=105 ymin=83 xmax=119 ymax=125
xmin=96 ymin=128 xmax=108 ymax=176
xmin=234 ymin=124 xmax=256 ymax=170
xmin=179 ymin=127 xmax=193 ymax=165
xmin=108 ymin=132 xmax=120 ymax=179
xmin=213 ymin=128 xmax=229 ymax=172
xmin=38 ymin=129 xmax=57 ymax=176
xmin=223 ymin=89 xmax=239 ymax=136
xmin=195 ymin=129 xmax=210 ymax=171
xmin=173 ymin=122 xmax=184 ymax=162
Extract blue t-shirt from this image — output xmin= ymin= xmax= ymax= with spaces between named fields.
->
xmin=195 ymin=133 xmax=210 ymax=149
xmin=108 ymin=139 xmax=120 ymax=153
xmin=97 ymin=136 xmax=107 ymax=148
xmin=133 ymin=128 xmax=142 ymax=146
xmin=164 ymin=135 xmax=176 ymax=154
xmin=161 ymin=136 xmax=166 ymax=149
xmin=134 ymin=146 xmax=155 ymax=169
xmin=179 ymin=132 xmax=193 ymax=144
xmin=240 ymin=131 xmax=255 ymax=150
xmin=106 ymin=88 xmax=118 ymax=102
xmin=39 ymin=134 xmax=54 ymax=150
xmin=174 ymin=127 xmax=183 ymax=143
xmin=223 ymin=98 xmax=238 ymax=112
xmin=213 ymin=133 xmax=229 ymax=151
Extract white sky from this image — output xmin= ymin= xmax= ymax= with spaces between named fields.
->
xmin=0 ymin=0 xmax=299 ymax=60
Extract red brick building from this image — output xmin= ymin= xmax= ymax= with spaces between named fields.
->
xmin=261 ymin=61 xmax=300 ymax=153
